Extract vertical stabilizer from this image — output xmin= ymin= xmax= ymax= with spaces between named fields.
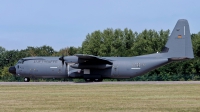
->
xmin=162 ymin=19 xmax=194 ymax=59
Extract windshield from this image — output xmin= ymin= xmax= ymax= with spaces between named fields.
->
xmin=17 ymin=59 xmax=23 ymax=64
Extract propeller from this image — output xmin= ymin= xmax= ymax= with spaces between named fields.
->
xmin=59 ymin=55 xmax=70 ymax=79
xmin=59 ymin=55 xmax=65 ymax=66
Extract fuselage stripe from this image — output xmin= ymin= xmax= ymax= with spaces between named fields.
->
xmin=131 ymin=68 xmax=141 ymax=69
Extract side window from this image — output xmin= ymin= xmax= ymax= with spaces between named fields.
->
xmin=17 ymin=65 xmax=19 ymax=69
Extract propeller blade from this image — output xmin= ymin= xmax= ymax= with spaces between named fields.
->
xmin=59 ymin=56 xmax=65 ymax=66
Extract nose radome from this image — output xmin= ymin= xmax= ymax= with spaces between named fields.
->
xmin=9 ymin=66 xmax=16 ymax=74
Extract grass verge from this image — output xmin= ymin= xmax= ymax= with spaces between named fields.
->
xmin=0 ymin=84 xmax=200 ymax=112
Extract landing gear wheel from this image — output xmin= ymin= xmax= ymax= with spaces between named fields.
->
xmin=24 ymin=77 xmax=30 ymax=82
xmin=94 ymin=78 xmax=103 ymax=82
xmin=84 ymin=78 xmax=93 ymax=82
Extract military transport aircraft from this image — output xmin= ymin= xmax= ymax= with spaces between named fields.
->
xmin=9 ymin=19 xmax=194 ymax=82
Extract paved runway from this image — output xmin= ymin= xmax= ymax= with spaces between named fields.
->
xmin=0 ymin=81 xmax=200 ymax=85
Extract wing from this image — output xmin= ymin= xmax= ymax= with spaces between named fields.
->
xmin=75 ymin=54 xmax=113 ymax=65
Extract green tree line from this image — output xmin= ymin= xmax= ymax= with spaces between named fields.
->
xmin=1 ymin=28 xmax=200 ymax=81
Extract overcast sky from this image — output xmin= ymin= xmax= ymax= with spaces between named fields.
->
xmin=0 ymin=0 xmax=200 ymax=51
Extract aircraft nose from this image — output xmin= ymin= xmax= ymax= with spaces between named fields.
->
xmin=9 ymin=66 xmax=16 ymax=74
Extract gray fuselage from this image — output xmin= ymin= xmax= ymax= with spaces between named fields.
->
xmin=14 ymin=53 xmax=169 ymax=79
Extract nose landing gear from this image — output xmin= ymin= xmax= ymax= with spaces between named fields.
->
xmin=24 ymin=77 xmax=30 ymax=82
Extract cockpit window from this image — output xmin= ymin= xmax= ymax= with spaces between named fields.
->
xmin=17 ymin=59 xmax=23 ymax=64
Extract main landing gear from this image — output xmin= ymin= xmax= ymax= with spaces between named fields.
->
xmin=24 ymin=77 xmax=30 ymax=82
xmin=84 ymin=78 xmax=103 ymax=82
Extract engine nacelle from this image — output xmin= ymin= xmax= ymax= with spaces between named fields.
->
xmin=70 ymin=64 xmax=112 ymax=69
xmin=64 ymin=56 xmax=78 ymax=63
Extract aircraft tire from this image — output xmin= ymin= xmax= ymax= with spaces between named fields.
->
xmin=24 ymin=77 xmax=30 ymax=82
xmin=84 ymin=78 xmax=93 ymax=82
xmin=94 ymin=78 xmax=103 ymax=82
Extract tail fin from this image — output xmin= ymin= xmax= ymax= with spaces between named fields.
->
xmin=162 ymin=19 xmax=194 ymax=60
